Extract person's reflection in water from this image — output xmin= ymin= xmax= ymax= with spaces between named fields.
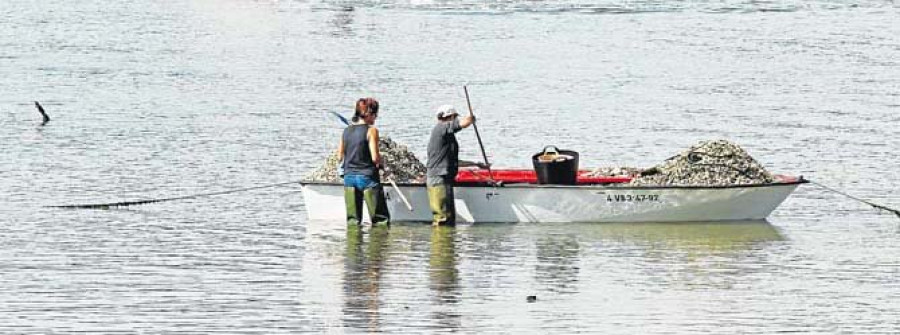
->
xmin=342 ymin=224 xmax=390 ymax=332
xmin=535 ymin=234 xmax=581 ymax=295
xmin=429 ymin=226 xmax=461 ymax=329
xmin=328 ymin=6 xmax=354 ymax=37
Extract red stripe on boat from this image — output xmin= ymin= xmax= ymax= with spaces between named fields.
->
xmin=455 ymin=168 xmax=632 ymax=184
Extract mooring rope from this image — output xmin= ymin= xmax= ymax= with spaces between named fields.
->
xmin=808 ymin=180 xmax=900 ymax=219
xmin=50 ymin=180 xmax=305 ymax=209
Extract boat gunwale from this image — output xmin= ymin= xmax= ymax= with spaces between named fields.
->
xmin=299 ymin=178 xmax=808 ymax=190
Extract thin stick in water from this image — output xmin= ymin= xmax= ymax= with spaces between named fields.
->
xmin=34 ymin=101 xmax=50 ymax=125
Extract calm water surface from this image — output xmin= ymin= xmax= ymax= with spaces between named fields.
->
xmin=1 ymin=0 xmax=899 ymax=333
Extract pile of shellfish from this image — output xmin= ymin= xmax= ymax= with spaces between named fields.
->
xmin=627 ymin=139 xmax=774 ymax=186
xmin=584 ymin=166 xmax=643 ymax=178
xmin=307 ymin=138 xmax=772 ymax=186
xmin=304 ymin=136 xmax=426 ymax=183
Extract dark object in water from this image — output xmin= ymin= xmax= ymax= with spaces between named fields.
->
xmin=526 ymin=295 xmax=537 ymax=303
xmin=34 ymin=101 xmax=50 ymax=124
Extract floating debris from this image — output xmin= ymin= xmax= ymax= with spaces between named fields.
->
xmin=304 ymin=135 xmax=426 ymax=183
xmin=34 ymin=101 xmax=50 ymax=125
xmin=627 ymin=140 xmax=774 ymax=186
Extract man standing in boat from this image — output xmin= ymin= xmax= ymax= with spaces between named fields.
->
xmin=338 ymin=97 xmax=390 ymax=226
xmin=426 ymin=105 xmax=478 ymax=226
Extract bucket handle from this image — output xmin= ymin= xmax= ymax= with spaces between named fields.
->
xmin=542 ymin=145 xmax=560 ymax=156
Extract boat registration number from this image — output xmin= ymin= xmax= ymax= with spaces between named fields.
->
xmin=603 ymin=194 xmax=660 ymax=202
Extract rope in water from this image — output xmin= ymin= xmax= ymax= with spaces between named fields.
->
xmin=808 ymin=180 xmax=900 ymax=219
xmin=50 ymin=180 xmax=304 ymax=209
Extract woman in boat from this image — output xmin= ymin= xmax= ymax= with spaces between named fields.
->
xmin=338 ymin=97 xmax=390 ymax=226
xmin=426 ymin=105 xmax=476 ymax=226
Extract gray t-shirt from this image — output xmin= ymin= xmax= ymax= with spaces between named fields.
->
xmin=426 ymin=118 xmax=463 ymax=178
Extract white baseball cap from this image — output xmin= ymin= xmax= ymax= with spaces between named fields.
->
xmin=435 ymin=105 xmax=459 ymax=119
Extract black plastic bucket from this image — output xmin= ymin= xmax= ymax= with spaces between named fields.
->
xmin=532 ymin=146 xmax=579 ymax=185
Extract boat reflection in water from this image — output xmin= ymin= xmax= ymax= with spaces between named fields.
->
xmin=527 ymin=220 xmax=785 ymax=295
xmin=535 ymin=233 xmax=581 ymax=295
xmin=581 ymin=220 xmax=784 ymax=251
xmin=568 ymin=220 xmax=785 ymax=290
xmin=304 ymin=219 xmax=784 ymax=332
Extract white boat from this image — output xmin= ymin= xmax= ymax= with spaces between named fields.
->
xmin=300 ymin=170 xmax=806 ymax=223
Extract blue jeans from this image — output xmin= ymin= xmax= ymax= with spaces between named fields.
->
xmin=344 ymin=174 xmax=379 ymax=190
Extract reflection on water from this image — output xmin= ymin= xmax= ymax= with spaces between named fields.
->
xmin=334 ymin=224 xmax=464 ymax=332
xmin=326 ymin=6 xmax=355 ymax=37
xmin=428 ymin=226 xmax=461 ymax=329
xmin=587 ymin=220 xmax=785 ymax=250
xmin=576 ymin=220 xmax=785 ymax=290
xmin=330 ymin=220 xmax=784 ymax=308
xmin=535 ymin=233 xmax=581 ymax=295
xmin=342 ymin=224 xmax=391 ymax=332
xmin=429 ymin=226 xmax=459 ymax=295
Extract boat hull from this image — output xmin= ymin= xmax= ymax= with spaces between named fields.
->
xmin=301 ymin=181 xmax=804 ymax=223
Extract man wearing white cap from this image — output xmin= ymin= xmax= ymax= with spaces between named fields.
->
xmin=426 ymin=104 xmax=476 ymax=226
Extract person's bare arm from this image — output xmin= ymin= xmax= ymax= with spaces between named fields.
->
xmin=368 ymin=127 xmax=382 ymax=167
xmin=460 ymin=114 xmax=475 ymax=128
xmin=337 ymin=137 xmax=345 ymax=161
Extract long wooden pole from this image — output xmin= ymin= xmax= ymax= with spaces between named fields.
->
xmin=463 ymin=86 xmax=495 ymax=182
xmin=387 ymin=177 xmax=413 ymax=211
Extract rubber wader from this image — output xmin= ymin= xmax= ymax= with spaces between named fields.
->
xmin=427 ymin=184 xmax=456 ymax=226
xmin=364 ymin=186 xmax=391 ymax=225
xmin=345 ymin=187 xmax=363 ymax=225
xmin=345 ymin=186 xmax=390 ymax=226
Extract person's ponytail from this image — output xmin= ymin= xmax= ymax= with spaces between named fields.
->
xmin=353 ymin=98 xmax=379 ymax=122
xmin=353 ymin=98 xmax=366 ymax=122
